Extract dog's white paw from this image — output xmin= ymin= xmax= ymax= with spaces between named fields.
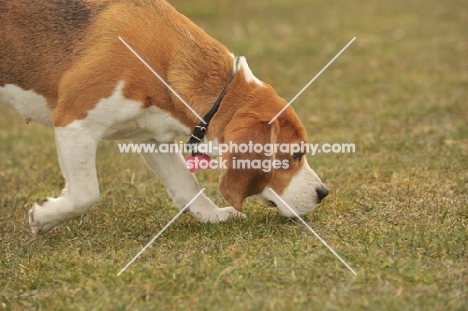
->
xmin=28 ymin=198 xmax=72 ymax=235
xmin=29 ymin=203 xmax=54 ymax=235
xmin=215 ymin=206 xmax=246 ymax=222
xmin=192 ymin=206 xmax=246 ymax=223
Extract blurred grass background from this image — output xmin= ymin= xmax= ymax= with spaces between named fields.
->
xmin=1 ymin=0 xmax=467 ymax=309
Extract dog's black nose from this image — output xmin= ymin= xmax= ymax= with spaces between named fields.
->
xmin=316 ymin=187 xmax=329 ymax=202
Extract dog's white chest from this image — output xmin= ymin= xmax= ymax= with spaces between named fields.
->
xmin=0 ymin=84 xmax=53 ymax=126
xmin=79 ymin=81 xmax=191 ymax=142
xmin=100 ymin=105 xmax=192 ymax=142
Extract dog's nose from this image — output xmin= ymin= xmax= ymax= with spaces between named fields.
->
xmin=316 ymin=187 xmax=329 ymax=202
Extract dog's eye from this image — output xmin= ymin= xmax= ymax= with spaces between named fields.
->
xmin=292 ymin=153 xmax=304 ymax=161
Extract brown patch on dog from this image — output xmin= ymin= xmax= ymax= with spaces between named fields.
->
xmin=0 ymin=0 xmax=105 ymax=107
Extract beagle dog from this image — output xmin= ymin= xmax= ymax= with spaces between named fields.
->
xmin=0 ymin=0 xmax=328 ymax=234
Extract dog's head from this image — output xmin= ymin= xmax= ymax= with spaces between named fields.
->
xmin=216 ymin=62 xmax=328 ymax=217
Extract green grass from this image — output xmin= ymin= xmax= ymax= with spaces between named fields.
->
xmin=1 ymin=0 xmax=467 ymax=309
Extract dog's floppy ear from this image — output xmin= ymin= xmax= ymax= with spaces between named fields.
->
xmin=218 ymin=115 xmax=279 ymax=210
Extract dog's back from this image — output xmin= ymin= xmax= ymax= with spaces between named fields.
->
xmin=0 ymin=0 xmax=106 ymax=101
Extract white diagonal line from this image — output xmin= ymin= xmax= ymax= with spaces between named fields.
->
xmin=267 ymin=188 xmax=357 ymax=275
xmin=118 ymin=36 xmax=206 ymax=124
xmin=117 ymin=188 xmax=206 ymax=276
xmin=269 ymin=37 xmax=356 ymax=124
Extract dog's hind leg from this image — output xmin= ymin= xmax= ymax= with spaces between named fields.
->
xmin=138 ymin=140 xmax=245 ymax=223
xmin=28 ymin=125 xmax=100 ymax=234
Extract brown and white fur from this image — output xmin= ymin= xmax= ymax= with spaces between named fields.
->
xmin=0 ymin=0 xmax=328 ymax=234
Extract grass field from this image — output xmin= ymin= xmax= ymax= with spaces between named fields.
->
xmin=1 ymin=0 xmax=467 ymax=310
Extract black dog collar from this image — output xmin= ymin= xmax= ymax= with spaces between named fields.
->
xmin=186 ymin=56 xmax=242 ymax=154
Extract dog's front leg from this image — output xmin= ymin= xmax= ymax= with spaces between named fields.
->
xmin=28 ymin=125 xmax=100 ymax=234
xmin=138 ymin=140 xmax=245 ymax=223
